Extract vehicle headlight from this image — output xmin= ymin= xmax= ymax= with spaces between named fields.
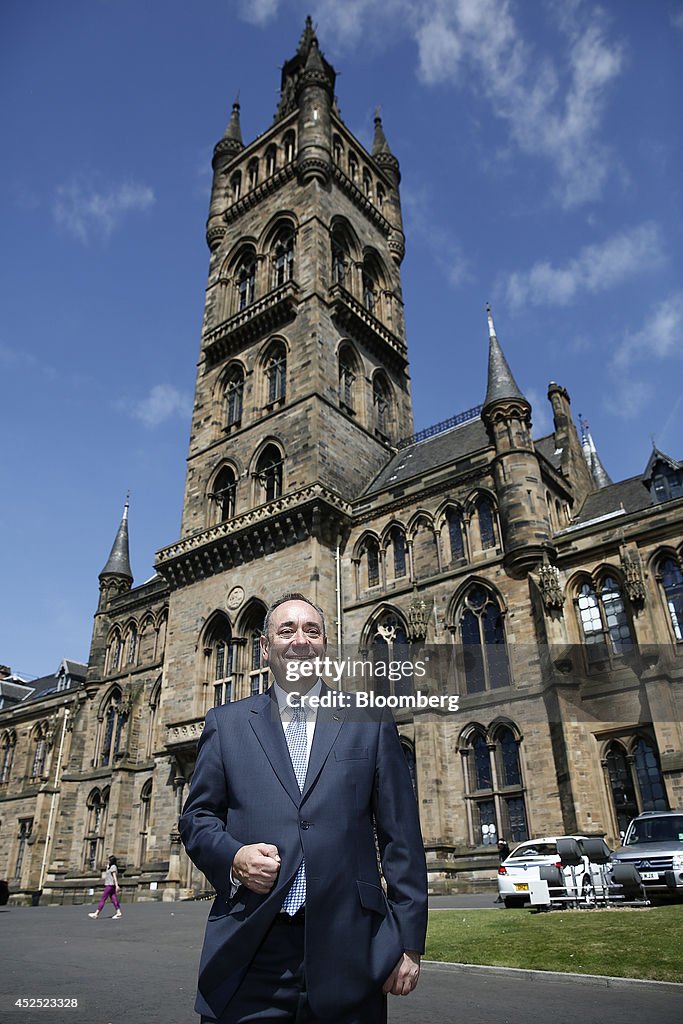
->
xmin=672 ymin=853 xmax=683 ymax=870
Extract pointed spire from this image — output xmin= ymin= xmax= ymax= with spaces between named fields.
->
xmin=213 ymin=97 xmax=244 ymax=163
xmin=223 ymin=97 xmax=243 ymax=146
xmin=483 ymin=304 xmax=526 ymax=410
xmin=304 ymin=35 xmax=325 ymax=73
xmin=372 ymin=108 xmax=392 ymax=157
xmin=579 ymin=416 xmax=612 ymax=489
xmin=297 ymin=14 xmax=316 ymax=56
xmin=100 ymin=498 xmax=133 ymax=582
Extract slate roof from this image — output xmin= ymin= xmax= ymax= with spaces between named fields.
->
xmin=362 ymin=417 xmax=490 ymax=498
xmin=534 ymin=434 xmax=563 ymax=471
xmin=568 ymin=475 xmax=654 ymax=527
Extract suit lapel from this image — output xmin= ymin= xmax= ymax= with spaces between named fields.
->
xmin=302 ymin=686 xmax=345 ymax=799
xmin=249 ymin=691 xmax=301 ymax=807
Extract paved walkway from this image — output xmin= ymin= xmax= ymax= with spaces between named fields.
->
xmin=1 ymin=902 xmax=680 ymax=1024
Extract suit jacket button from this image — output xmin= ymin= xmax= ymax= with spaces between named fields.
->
xmin=300 ymin=820 xmax=310 ymax=830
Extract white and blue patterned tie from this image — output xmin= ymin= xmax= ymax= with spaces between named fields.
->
xmin=282 ymin=704 xmax=307 ymax=915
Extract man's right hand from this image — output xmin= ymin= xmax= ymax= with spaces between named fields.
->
xmin=232 ymin=844 xmax=281 ymax=894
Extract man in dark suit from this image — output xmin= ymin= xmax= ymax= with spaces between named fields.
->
xmin=180 ymin=593 xmax=428 ymax=1023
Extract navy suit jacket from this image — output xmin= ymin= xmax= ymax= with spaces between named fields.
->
xmin=179 ymin=687 xmax=428 ymax=1020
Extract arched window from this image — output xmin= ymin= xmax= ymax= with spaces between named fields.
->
xmin=446 ymin=508 xmax=465 ymax=562
xmin=462 ymin=725 xmax=528 ymax=847
xmin=241 ymin=602 xmax=269 ymax=697
xmin=477 ymin=497 xmax=497 ymax=550
xmin=138 ymin=779 xmax=153 ymax=866
xmin=633 ymin=736 xmax=667 ymax=810
xmin=107 ymin=630 xmax=123 ymax=675
xmin=1 ymin=731 xmax=16 ymax=785
xmin=283 ymin=130 xmax=296 ymax=163
xmin=225 ymin=365 xmax=245 ymax=428
xmin=265 ymin=144 xmax=277 ymax=177
xmin=389 ymin=526 xmax=407 ymax=579
xmin=372 ymin=374 xmax=391 ymax=439
xmin=365 ymin=538 xmax=380 ymax=589
xmin=273 ymin=232 xmax=294 ymax=288
xmin=575 ymin=576 xmax=634 ymax=668
xmin=362 ymin=169 xmax=372 ymax=197
xmin=332 ymin=135 xmax=343 ymax=164
xmin=332 ymin=236 xmax=347 ymax=287
xmin=362 ymin=264 xmax=377 ymax=314
xmin=376 ymin=183 xmax=385 ymax=209
xmin=125 ymin=625 xmax=137 ymax=666
xmin=204 ymin=615 xmax=234 ymax=708
xmin=15 ymin=818 xmax=33 ymax=881
xmin=348 ymin=152 xmax=358 ymax=182
xmin=31 ymin=724 xmax=47 ymax=780
xmin=84 ymin=787 xmax=109 ymax=870
xmin=256 ymin=444 xmax=284 ymax=503
xmin=370 ymin=613 xmax=411 ymax=697
xmin=247 ymin=158 xmax=259 ymax=190
xmin=338 ymin=344 xmax=357 ymax=412
xmin=459 ymin=586 xmax=510 ymax=693
xmin=605 ymin=741 xmax=638 ymax=834
xmin=211 ymin=466 xmax=237 ymax=522
xmin=237 ymin=253 xmax=256 ymax=311
xmin=265 ymin=343 xmax=287 ymax=405
xmin=659 ymin=557 xmax=683 ymax=641
xmin=100 ymin=689 xmax=126 ymax=767
xmin=230 ymin=170 xmax=241 ymax=202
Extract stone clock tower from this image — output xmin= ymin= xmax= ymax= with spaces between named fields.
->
xmin=154 ymin=19 xmax=414 ymax=809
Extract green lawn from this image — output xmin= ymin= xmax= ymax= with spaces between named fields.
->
xmin=425 ymin=906 xmax=683 ymax=983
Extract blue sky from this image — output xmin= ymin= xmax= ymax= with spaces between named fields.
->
xmin=2 ymin=0 xmax=682 ymax=678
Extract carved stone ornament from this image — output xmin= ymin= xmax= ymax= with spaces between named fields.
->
xmin=537 ymin=562 xmax=564 ymax=613
xmin=226 ymin=585 xmax=245 ymax=611
xmin=408 ymin=593 xmax=430 ymax=642
xmin=621 ymin=551 xmax=647 ymax=606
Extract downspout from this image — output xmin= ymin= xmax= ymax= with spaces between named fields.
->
xmin=335 ymin=534 xmax=343 ymax=672
xmin=38 ymin=707 xmax=70 ymax=892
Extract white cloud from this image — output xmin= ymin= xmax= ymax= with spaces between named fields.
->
xmin=612 ymin=290 xmax=683 ymax=371
xmin=402 ymin=185 xmax=471 ymax=288
xmin=606 ymin=291 xmax=683 ymax=419
xmin=118 ymin=385 xmax=191 ymax=428
xmin=238 ymin=0 xmax=282 ymax=26
xmin=54 ymin=179 xmax=155 ymax=243
xmin=671 ymin=8 xmax=683 ymax=34
xmin=241 ymin=0 xmax=624 ymax=207
xmin=503 ymin=223 xmax=664 ymax=308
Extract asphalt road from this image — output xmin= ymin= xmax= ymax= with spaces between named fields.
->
xmin=1 ymin=900 xmax=680 ymax=1024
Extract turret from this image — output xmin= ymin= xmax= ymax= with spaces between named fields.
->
xmin=295 ymin=29 xmax=334 ymax=184
xmin=206 ymin=99 xmax=244 ymax=250
xmin=98 ymin=500 xmax=133 ymax=609
xmin=481 ymin=307 xmax=553 ymax=577
xmin=86 ymin=500 xmax=134 ymax=681
xmin=372 ymin=110 xmax=405 ymax=265
xmin=547 ymin=382 xmax=598 ymax=506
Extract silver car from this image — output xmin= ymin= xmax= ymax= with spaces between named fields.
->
xmin=611 ymin=811 xmax=683 ymax=895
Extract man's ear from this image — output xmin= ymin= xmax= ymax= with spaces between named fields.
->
xmin=259 ymin=632 xmax=270 ymax=664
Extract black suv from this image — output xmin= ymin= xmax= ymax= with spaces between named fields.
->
xmin=612 ymin=811 xmax=683 ymax=895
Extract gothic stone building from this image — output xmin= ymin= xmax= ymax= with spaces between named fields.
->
xmin=2 ymin=21 xmax=682 ymax=903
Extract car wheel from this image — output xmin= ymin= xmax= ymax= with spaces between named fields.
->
xmin=503 ymin=896 xmax=525 ymax=909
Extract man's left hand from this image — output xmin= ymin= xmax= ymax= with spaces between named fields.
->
xmin=382 ymin=950 xmax=421 ymax=996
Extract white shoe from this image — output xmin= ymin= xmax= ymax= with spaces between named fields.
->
xmin=112 ymin=910 xmax=122 ymax=919
xmin=88 ymin=912 xmax=99 ymax=919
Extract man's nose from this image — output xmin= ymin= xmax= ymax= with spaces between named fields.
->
xmin=290 ymin=628 xmax=311 ymax=646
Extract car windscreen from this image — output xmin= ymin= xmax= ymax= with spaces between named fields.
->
xmin=624 ymin=815 xmax=683 ymax=845
xmin=508 ymin=842 xmax=557 ymax=858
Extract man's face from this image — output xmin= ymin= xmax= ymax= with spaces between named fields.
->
xmin=260 ymin=599 xmax=327 ymax=692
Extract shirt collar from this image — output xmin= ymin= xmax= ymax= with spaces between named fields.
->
xmin=272 ymin=678 xmax=322 ymax=716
